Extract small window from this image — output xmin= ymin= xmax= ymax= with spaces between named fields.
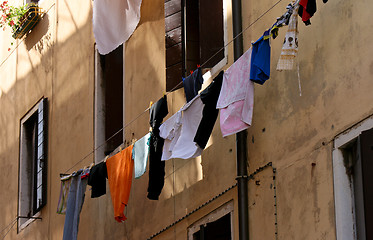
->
xmin=94 ymin=44 xmax=124 ymax=162
xmin=165 ymin=0 xmax=227 ymax=91
xmin=333 ymin=119 xmax=373 ymax=240
xmin=18 ymin=98 xmax=48 ymax=230
xmin=188 ymin=202 xmax=233 ymax=240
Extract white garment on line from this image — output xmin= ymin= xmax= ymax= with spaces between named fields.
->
xmin=276 ymin=3 xmax=299 ymax=71
xmin=160 ymin=95 xmax=203 ymax=160
xmin=93 ymin=0 xmax=142 ymax=55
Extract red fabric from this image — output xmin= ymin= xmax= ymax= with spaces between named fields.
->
xmin=299 ymin=0 xmax=312 ymax=22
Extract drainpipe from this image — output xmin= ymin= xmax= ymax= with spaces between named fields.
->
xmin=231 ymin=0 xmax=249 ymax=240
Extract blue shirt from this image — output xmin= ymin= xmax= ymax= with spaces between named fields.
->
xmin=250 ymin=30 xmax=271 ymax=85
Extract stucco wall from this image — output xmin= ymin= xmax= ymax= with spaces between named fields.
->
xmin=0 ymin=0 xmax=373 ymax=239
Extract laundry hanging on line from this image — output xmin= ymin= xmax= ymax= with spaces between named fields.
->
xmin=160 ymin=94 xmax=204 ymax=161
xmin=62 ymin=168 xmax=90 ymax=240
xmin=57 ymin=174 xmax=73 ymax=214
xmin=87 ymin=161 xmax=107 ymax=198
xmin=147 ymin=95 xmax=168 ymax=200
xmin=194 ymin=71 xmax=224 ymax=149
xmin=183 ymin=67 xmax=204 ymax=103
xmin=133 ymin=132 xmax=151 ymax=179
xmin=58 ymin=0 xmax=332 ymax=231
xmin=217 ymin=48 xmax=254 ymax=137
xmin=277 ymin=2 xmax=300 ymax=71
xmin=106 ymin=146 xmax=134 ymax=222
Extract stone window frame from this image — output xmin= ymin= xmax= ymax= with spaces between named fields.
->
xmin=333 ymin=116 xmax=373 ymax=240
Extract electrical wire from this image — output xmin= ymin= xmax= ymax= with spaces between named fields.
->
xmin=0 ymin=3 xmax=55 ymax=69
xmin=0 ymin=218 xmax=17 ymax=234
xmin=0 ymin=0 xmax=288 ymax=238
xmin=62 ymin=0 xmax=287 ymax=174
xmin=0 ymin=217 xmax=17 ymax=240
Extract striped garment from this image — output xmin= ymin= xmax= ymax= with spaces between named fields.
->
xmin=57 ymin=175 xmax=72 ymax=214
xmin=277 ymin=3 xmax=299 ymax=71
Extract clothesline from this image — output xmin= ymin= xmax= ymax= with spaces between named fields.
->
xmin=0 ymin=0 xmax=321 ymax=239
xmin=62 ymin=0 xmax=287 ymax=175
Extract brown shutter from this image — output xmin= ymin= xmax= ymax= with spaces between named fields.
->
xmin=360 ymin=128 xmax=373 ymax=239
xmin=199 ymin=0 xmax=224 ymax=68
xmin=165 ymin=0 xmax=183 ymax=91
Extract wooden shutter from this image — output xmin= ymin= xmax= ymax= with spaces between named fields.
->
xmin=199 ymin=0 xmax=224 ymax=68
xmin=165 ymin=0 xmax=183 ymax=91
xmin=34 ymin=98 xmax=48 ymax=213
xmin=359 ymin=128 xmax=373 ymax=239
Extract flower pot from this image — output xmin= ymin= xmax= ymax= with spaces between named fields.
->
xmin=12 ymin=5 xmax=42 ymax=39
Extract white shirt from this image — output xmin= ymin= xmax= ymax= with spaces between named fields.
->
xmin=160 ymin=95 xmax=204 ymax=160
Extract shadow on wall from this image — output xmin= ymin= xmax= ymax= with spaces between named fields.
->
xmin=25 ymin=13 xmax=50 ymax=51
xmin=0 ymin=3 xmax=97 ymax=239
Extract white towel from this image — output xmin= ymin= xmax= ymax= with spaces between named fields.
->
xmin=93 ymin=0 xmax=142 ymax=55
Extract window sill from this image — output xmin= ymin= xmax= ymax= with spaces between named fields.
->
xmin=18 ymin=212 xmax=41 ymax=232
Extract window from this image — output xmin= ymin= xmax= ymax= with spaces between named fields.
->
xmin=165 ymin=0 xmax=227 ymax=91
xmin=18 ymin=98 xmax=48 ymax=230
xmin=188 ymin=202 xmax=233 ymax=240
xmin=94 ymin=44 xmax=124 ymax=162
xmin=333 ymin=118 xmax=373 ymax=240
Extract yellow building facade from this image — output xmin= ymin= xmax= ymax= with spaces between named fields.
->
xmin=0 ymin=0 xmax=372 ymax=239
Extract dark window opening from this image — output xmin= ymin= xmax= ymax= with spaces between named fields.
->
xmin=193 ymin=213 xmax=231 ymax=240
xmin=342 ymin=128 xmax=373 ymax=240
xmin=165 ymin=0 xmax=224 ymax=92
xmin=98 ymin=45 xmax=124 ymax=155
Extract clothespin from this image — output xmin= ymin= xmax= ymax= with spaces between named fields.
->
xmin=190 ymin=70 xmax=194 ymax=75
xmin=131 ymin=138 xmax=137 ymax=145
xmin=149 ymin=101 xmax=153 ymax=109
xmin=163 ymin=91 xmax=166 ymax=97
xmin=60 ymin=173 xmax=71 ymax=180
xmin=89 ymin=162 xmax=94 ymax=169
xmin=104 ymin=155 xmax=109 ymax=162
xmin=197 ymin=64 xmax=201 ymax=68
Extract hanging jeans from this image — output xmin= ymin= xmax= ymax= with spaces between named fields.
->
xmin=63 ymin=169 xmax=89 ymax=240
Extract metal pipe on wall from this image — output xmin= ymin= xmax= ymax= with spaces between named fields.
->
xmin=231 ymin=0 xmax=249 ymax=240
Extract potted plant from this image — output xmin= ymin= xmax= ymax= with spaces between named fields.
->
xmin=0 ymin=1 xmax=42 ymax=40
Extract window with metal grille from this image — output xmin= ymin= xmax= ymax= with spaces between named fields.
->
xmin=18 ymin=98 xmax=48 ymax=230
